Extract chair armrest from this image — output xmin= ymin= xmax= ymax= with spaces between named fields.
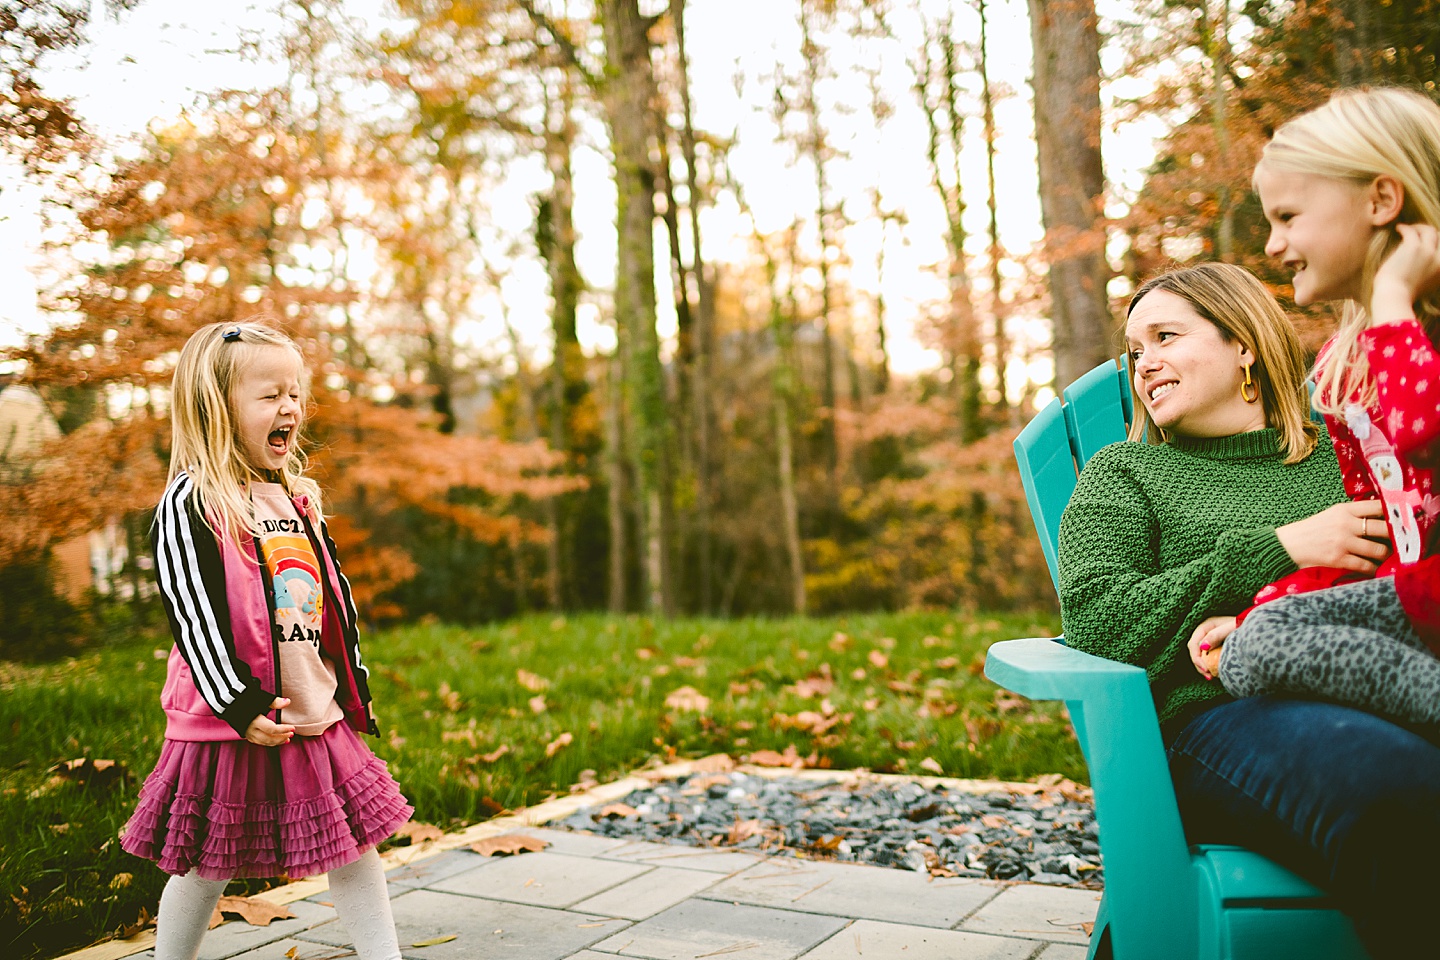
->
xmin=987 ymin=635 xmax=1201 ymax=959
xmin=985 ymin=635 xmax=1146 ymax=703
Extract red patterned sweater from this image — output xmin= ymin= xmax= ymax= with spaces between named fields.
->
xmin=1247 ymin=319 xmax=1440 ymax=648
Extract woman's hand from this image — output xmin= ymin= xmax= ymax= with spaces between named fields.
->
xmin=1371 ymin=223 xmax=1440 ymax=325
xmin=1187 ymin=616 xmax=1235 ymax=681
xmin=1275 ymin=500 xmax=1390 ymax=572
xmin=244 ymin=697 xmax=295 ymax=746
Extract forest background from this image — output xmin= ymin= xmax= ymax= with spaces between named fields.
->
xmin=2 ymin=0 xmax=1439 ymax=655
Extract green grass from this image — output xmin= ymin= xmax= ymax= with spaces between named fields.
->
xmin=0 ymin=611 xmax=1077 ymax=959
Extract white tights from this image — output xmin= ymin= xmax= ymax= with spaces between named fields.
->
xmin=154 ymin=848 xmax=401 ymax=960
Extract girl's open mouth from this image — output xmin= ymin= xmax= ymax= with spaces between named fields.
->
xmin=268 ymin=426 xmax=292 ymax=454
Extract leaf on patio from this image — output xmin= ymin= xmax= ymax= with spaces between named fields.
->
xmin=393 ymin=821 xmax=445 ymax=845
xmin=470 ymin=834 xmax=549 ymax=857
xmin=516 ymin=669 xmax=549 ymax=692
xmin=597 ymin=803 xmax=640 ymax=819
xmin=726 ymin=818 xmax=762 ymax=844
xmin=117 ymin=906 xmax=154 ymax=939
xmin=690 ymin=753 xmax=735 ymax=773
xmin=923 ymin=851 xmax=958 ymax=878
xmin=210 ymin=895 xmax=293 ymax=928
xmin=664 ymin=686 xmax=710 ymax=713
xmin=545 ymin=731 xmax=573 ymax=757
xmin=1082 ymin=921 xmax=1096 ymax=935
xmin=412 ymin=935 xmax=458 ymax=946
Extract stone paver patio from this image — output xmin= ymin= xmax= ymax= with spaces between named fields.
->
xmin=63 ymin=763 xmax=1098 ymax=960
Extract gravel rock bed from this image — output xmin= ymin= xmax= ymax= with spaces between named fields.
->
xmin=555 ymin=768 xmax=1103 ymax=888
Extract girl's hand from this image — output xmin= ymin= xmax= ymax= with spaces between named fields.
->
xmin=244 ymin=697 xmax=295 ymax=746
xmin=1371 ymin=223 xmax=1440 ymax=325
xmin=1275 ymin=500 xmax=1390 ymax=572
xmin=1188 ymin=616 xmax=1235 ymax=680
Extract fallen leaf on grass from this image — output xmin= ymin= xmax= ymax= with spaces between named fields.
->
xmin=412 ymin=934 xmax=458 ymax=946
xmin=209 ymin=895 xmax=293 ymax=929
xmin=516 ymin=669 xmax=549 ymax=692
xmin=664 ymin=686 xmax=710 ymax=712
xmin=470 ymin=834 xmax=550 ymax=857
xmin=393 ymin=821 xmax=445 ymax=845
xmin=994 ymin=690 xmax=1028 ymax=714
xmin=51 ymin=758 xmax=128 ymax=789
xmin=545 ymin=731 xmax=573 ymax=757
xmin=787 ymin=668 xmax=834 ymax=698
xmin=933 ymin=656 xmax=960 ymax=670
xmin=867 ymin=650 xmax=889 ymax=669
xmin=918 ymin=757 xmax=945 ymax=775
xmin=529 ymin=695 xmax=548 ymax=714
xmin=480 ymin=745 xmax=511 ymax=763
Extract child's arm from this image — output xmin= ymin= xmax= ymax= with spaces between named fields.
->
xmin=1366 ymin=223 xmax=1440 ymax=458
xmin=152 ymin=476 xmax=278 ymax=738
xmin=1370 ymin=223 xmax=1440 ymax=326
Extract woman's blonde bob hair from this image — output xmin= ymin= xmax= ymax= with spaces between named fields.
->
xmin=1125 ymin=262 xmax=1318 ymax=464
xmin=1255 ymin=86 xmax=1440 ymax=415
xmin=168 ymin=321 xmax=321 ymax=550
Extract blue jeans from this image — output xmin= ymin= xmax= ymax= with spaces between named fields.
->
xmin=1169 ymin=696 xmax=1440 ymax=960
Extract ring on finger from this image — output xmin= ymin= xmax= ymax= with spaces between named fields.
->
xmin=1362 ymin=518 xmax=1369 ymax=538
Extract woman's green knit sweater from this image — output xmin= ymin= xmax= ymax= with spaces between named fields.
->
xmin=1057 ymin=427 xmax=1347 ymax=737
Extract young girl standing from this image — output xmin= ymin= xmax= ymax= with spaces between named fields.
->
xmin=1188 ymin=87 xmax=1440 ymax=729
xmin=121 ymin=322 xmax=412 ymax=960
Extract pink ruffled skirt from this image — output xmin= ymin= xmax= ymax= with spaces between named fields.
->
xmin=121 ymin=722 xmax=413 ymax=880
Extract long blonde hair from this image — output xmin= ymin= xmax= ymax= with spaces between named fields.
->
xmin=1256 ymin=86 xmax=1440 ymax=415
xmin=1125 ymin=263 xmax=1318 ymax=464
xmin=168 ymin=321 xmax=321 ymax=550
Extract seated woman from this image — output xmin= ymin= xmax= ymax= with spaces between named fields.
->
xmin=1057 ymin=262 xmax=1440 ymax=960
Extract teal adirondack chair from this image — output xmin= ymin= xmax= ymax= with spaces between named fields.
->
xmin=986 ymin=359 xmax=1370 ymax=960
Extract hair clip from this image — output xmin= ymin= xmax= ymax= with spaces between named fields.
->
xmin=221 ymin=326 xmax=243 ymax=342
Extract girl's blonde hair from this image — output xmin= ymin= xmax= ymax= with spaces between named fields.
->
xmin=1125 ymin=262 xmax=1318 ymax=464
xmin=168 ymin=321 xmax=321 ymax=550
xmin=1256 ymin=86 xmax=1440 ymax=415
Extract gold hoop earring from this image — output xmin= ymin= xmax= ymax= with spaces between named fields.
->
xmin=1240 ymin=362 xmax=1259 ymax=404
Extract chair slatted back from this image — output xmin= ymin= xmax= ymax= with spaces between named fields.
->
xmin=1015 ymin=359 xmax=1132 ymax=594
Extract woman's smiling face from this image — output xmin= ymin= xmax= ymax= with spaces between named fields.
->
xmin=1126 ymin=289 xmax=1266 ymax=439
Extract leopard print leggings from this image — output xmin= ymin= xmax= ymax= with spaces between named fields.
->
xmin=1219 ymin=577 xmax=1440 ymax=727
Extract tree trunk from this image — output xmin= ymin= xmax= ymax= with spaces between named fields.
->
xmin=767 ymin=235 xmax=806 ymax=615
xmin=540 ymin=72 xmax=586 ymax=607
xmin=671 ymin=0 xmax=714 ymax=613
xmin=604 ymin=349 xmax=627 ymax=612
xmin=798 ymin=1 xmax=841 ymax=513
xmin=978 ymin=0 xmax=1014 ymax=426
xmin=1028 ymin=0 xmax=1112 ymax=390
xmin=600 ymin=0 xmax=674 ymax=614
